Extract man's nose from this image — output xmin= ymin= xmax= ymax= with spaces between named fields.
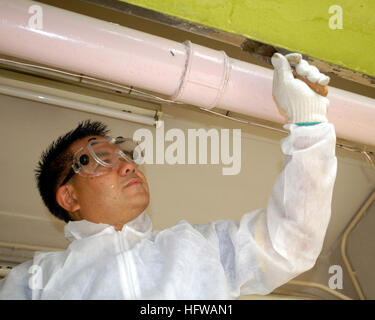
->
xmin=118 ymin=159 xmax=137 ymax=176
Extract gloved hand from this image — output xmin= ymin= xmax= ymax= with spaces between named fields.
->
xmin=271 ymin=52 xmax=330 ymax=125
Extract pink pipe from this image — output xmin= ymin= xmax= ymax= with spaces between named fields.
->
xmin=0 ymin=0 xmax=187 ymax=96
xmin=1 ymin=0 xmax=375 ymax=147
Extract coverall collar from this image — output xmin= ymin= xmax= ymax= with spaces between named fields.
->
xmin=64 ymin=212 xmax=152 ymax=241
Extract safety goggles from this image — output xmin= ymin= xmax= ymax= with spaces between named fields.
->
xmin=60 ymin=137 xmax=142 ymax=186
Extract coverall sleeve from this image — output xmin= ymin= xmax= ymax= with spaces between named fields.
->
xmin=0 ymin=260 xmax=33 ymax=299
xmin=194 ymin=122 xmax=337 ymax=296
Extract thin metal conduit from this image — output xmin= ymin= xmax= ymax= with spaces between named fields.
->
xmin=287 ymin=280 xmax=352 ymax=300
xmin=340 ymin=188 xmax=375 ymax=300
xmin=0 ymin=241 xmax=64 ymax=252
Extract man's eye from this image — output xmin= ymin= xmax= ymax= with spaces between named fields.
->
xmin=97 ymin=151 xmax=112 ymax=159
xmin=99 ymin=156 xmax=114 ymax=164
xmin=121 ymin=150 xmax=134 ymax=159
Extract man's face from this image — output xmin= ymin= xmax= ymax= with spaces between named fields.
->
xmin=60 ymin=135 xmax=150 ymax=230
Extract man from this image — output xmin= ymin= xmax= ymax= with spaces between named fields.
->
xmin=0 ymin=53 xmax=337 ymax=299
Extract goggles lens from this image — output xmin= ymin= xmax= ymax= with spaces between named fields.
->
xmin=72 ymin=137 xmax=142 ymax=177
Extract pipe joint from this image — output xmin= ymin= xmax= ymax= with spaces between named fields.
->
xmin=172 ymin=41 xmax=230 ymax=109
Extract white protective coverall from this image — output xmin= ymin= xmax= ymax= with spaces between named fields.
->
xmin=0 ymin=122 xmax=337 ymax=299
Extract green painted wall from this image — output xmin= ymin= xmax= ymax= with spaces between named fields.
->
xmin=120 ymin=0 xmax=375 ymax=77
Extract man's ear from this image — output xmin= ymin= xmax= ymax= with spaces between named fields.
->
xmin=56 ymin=184 xmax=80 ymax=214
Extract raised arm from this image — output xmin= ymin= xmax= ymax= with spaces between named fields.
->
xmin=194 ymin=53 xmax=337 ymax=296
xmin=262 ymin=52 xmax=337 ymax=279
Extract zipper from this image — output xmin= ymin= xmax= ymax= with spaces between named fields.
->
xmin=117 ymin=229 xmax=137 ymax=299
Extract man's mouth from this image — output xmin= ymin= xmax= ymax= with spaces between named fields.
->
xmin=123 ymin=177 xmax=142 ymax=189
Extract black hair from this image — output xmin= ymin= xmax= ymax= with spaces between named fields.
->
xmin=35 ymin=120 xmax=110 ymax=222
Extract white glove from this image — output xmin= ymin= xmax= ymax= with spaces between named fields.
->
xmin=271 ymin=52 xmax=330 ymax=124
